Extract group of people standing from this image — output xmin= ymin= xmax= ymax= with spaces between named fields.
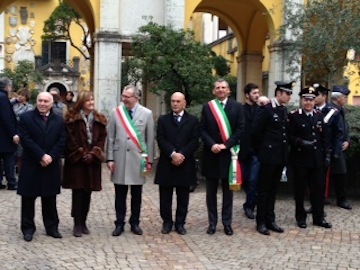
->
xmin=0 ymin=76 xmax=353 ymax=242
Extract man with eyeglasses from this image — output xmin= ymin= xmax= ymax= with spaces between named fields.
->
xmin=252 ymin=81 xmax=293 ymax=235
xmin=107 ymin=85 xmax=154 ymax=236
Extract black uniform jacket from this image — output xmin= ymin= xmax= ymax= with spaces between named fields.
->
xmin=288 ymin=108 xmax=330 ymax=168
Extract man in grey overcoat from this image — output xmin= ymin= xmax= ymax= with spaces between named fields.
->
xmin=107 ymin=85 xmax=154 ymax=236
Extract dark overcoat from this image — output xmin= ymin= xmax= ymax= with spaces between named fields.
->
xmin=239 ymin=103 xmax=259 ymax=161
xmin=17 ymin=108 xmax=67 ymax=197
xmin=200 ymin=99 xmax=244 ymax=179
xmin=288 ymin=108 xmax=329 ymax=168
xmin=154 ymin=111 xmax=200 ymax=187
xmin=0 ymin=89 xmax=17 ymax=153
xmin=62 ymin=110 xmax=107 ymax=191
xmin=252 ymin=98 xmax=289 ymax=165
xmin=325 ymin=102 xmax=350 ymax=174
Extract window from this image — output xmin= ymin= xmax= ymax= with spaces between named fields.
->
xmin=42 ymin=41 xmax=67 ymax=65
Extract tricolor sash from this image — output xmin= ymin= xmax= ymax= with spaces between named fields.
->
xmin=208 ymin=99 xmax=242 ymax=191
xmin=115 ymin=106 xmax=150 ymax=174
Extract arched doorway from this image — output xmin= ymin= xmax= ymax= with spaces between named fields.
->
xmin=185 ymin=0 xmax=298 ymax=100
xmin=46 ymin=82 xmax=68 ymax=101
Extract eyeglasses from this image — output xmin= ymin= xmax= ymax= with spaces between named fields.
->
xmin=121 ymin=95 xmax=135 ymax=99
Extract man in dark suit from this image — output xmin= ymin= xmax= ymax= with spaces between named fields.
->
xmin=325 ymin=86 xmax=352 ymax=210
xmin=252 ymin=81 xmax=293 ymax=235
xmin=155 ymin=92 xmax=200 ymax=235
xmin=239 ymin=83 xmax=260 ymax=220
xmin=0 ymin=77 xmax=19 ymax=190
xmin=200 ymin=78 xmax=244 ymax=236
xmin=17 ymin=92 xmax=67 ymax=242
xmin=288 ymin=87 xmax=332 ymax=229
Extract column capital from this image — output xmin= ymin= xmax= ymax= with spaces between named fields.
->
xmin=236 ymin=52 xmax=264 ymax=63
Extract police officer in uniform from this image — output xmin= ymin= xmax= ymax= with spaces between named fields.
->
xmin=252 ymin=81 xmax=293 ymax=236
xmin=288 ymin=87 xmax=332 ymax=229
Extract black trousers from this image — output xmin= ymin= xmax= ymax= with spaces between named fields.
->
xmin=293 ymin=166 xmax=324 ymax=222
xmin=71 ymin=189 xmax=92 ymax=224
xmin=114 ymin=184 xmax=142 ymax=226
xmin=21 ymin=196 xmax=59 ymax=235
xmin=256 ymin=163 xmax=283 ymax=226
xmin=206 ymin=178 xmax=233 ymax=226
xmin=159 ymin=186 xmax=190 ymax=228
xmin=331 ymin=173 xmax=347 ymax=202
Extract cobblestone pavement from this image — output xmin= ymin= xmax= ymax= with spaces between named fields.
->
xmin=1 ymin=165 xmax=360 ymax=270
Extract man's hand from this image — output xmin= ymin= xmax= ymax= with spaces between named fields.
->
xmin=40 ymin=154 xmax=53 ymax=167
xmin=13 ymin=135 xmax=19 ymax=144
xmin=211 ymin=144 xmax=226 ymax=153
xmin=342 ymin=141 xmax=349 ymax=151
xmin=107 ymin=161 xmax=116 ymax=173
xmin=171 ymin=152 xmax=185 ymax=166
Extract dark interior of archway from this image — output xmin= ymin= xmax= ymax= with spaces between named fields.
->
xmin=47 ymin=82 xmax=67 ymax=101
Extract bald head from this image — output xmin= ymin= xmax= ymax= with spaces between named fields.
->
xmin=171 ymin=92 xmax=186 ymax=114
xmin=37 ymin=92 xmax=54 ymax=114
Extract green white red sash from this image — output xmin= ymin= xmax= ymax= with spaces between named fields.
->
xmin=115 ymin=106 xmax=150 ymax=174
xmin=208 ymin=99 xmax=242 ymax=191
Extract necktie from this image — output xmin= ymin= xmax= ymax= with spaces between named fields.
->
xmin=128 ymin=110 xmax=133 ymax=119
xmin=174 ymin=114 xmax=181 ymax=123
xmin=220 ymin=102 xmax=225 ymax=108
xmin=42 ymin=115 xmax=48 ymax=122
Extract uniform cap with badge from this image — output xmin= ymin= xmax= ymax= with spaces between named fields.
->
xmin=333 ymin=85 xmax=351 ymax=96
xmin=313 ymin=84 xmax=330 ymax=95
xmin=275 ymin=81 xmax=295 ymax=94
xmin=299 ymin=86 xmax=318 ymax=100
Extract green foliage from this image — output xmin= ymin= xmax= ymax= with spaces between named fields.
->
xmin=213 ymin=55 xmax=231 ymax=77
xmin=127 ymin=22 xmax=215 ymax=106
xmin=42 ymin=0 xmax=90 ymax=60
xmin=279 ymin=0 xmax=360 ymax=86
xmin=1 ymin=60 xmax=43 ymax=91
xmin=345 ymin=105 xmax=360 ymax=158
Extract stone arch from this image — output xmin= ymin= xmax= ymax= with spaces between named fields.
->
xmin=186 ymin=0 xmax=289 ymax=100
xmin=45 ymin=81 xmax=69 ymax=101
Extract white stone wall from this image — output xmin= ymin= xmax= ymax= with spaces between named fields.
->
xmin=164 ymin=0 xmax=185 ymax=29
xmin=118 ymin=0 xmax=164 ymax=36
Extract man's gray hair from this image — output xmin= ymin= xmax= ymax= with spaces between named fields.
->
xmin=331 ymin=92 xmax=343 ymax=100
xmin=49 ymin=87 xmax=60 ymax=95
xmin=0 ymin=77 xmax=12 ymax=89
xmin=123 ymin=85 xmax=141 ymax=98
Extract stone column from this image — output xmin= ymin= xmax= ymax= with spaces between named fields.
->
xmin=93 ymin=32 xmax=122 ymax=116
xmin=268 ymin=41 xmax=300 ymax=103
xmin=236 ymin=52 xmax=264 ymax=102
xmin=164 ymin=0 xmax=185 ymax=29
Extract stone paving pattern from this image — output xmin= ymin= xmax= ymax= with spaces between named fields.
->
xmin=1 ymin=165 xmax=360 ymax=269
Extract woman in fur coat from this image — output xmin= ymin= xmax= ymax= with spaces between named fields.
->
xmin=62 ymin=91 xmax=107 ymax=237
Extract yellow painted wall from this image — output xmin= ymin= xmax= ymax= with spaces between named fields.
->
xmin=3 ymin=0 xmax=92 ymax=90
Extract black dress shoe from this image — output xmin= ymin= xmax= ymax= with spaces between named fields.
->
xmin=244 ymin=208 xmax=255 ymax=219
xmin=0 ymin=184 xmax=6 ymax=190
xmin=224 ymin=225 xmax=233 ymax=236
xmin=131 ymin=225 xmax=143 ymax=235
xmin=266 ymin=222 xmax=284 ymax=233
xmin=296 ymin=220 xmax=307 ymax=229
xmin=206 ymin=225 xmax=216 ymax=235
xmin=175 ymin=225 xmax=187 ymax=235
xmin=256 ymin=224 xmax=270 ymax=235
xmin=337 ymin=200 xmax=352 ymax=210
xmin=313 ymin=219 xmax=332 ymax=229
xmin=161 ymin=226 xmax=172 ymax=234
xmin=23 ymin=233 xmax=33 ymax=242
xmin=47 ymin=231 xmax=62 ymax=238
xmin=112 ymin=225 xmax=124 ymax=236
